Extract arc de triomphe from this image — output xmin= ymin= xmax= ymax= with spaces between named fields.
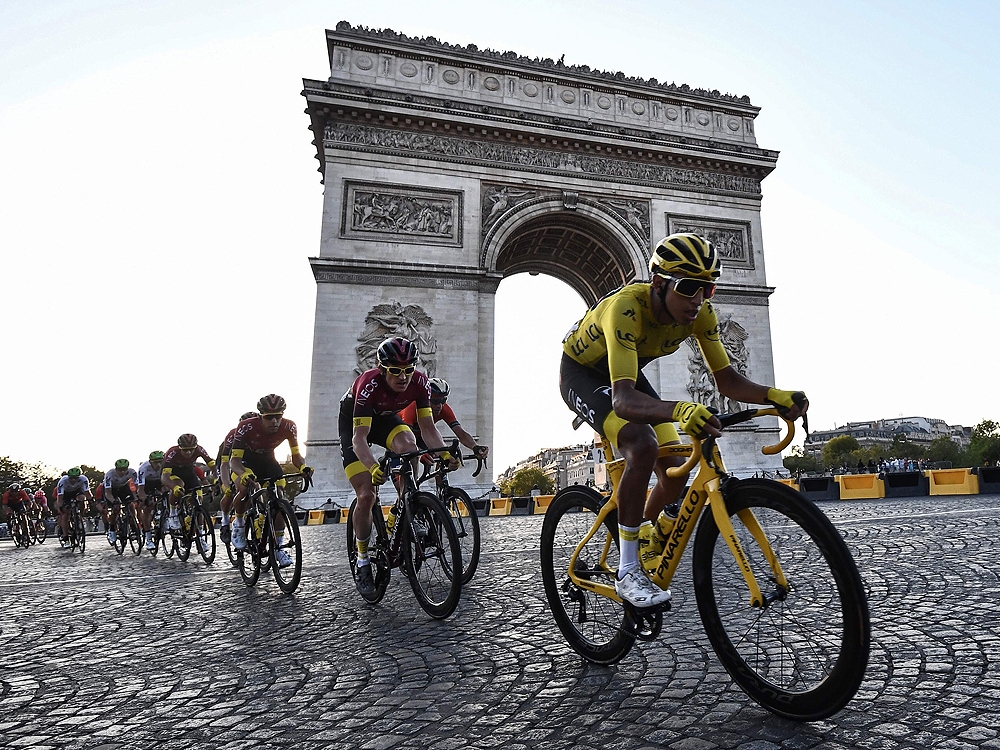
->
xmin=302 ymin=23 xmax=783 ymax=499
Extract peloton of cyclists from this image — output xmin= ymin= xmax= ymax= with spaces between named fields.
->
xmin=340 ymin=337 xmax=457 ymax=596
xmin=559 ymin=233 xmax=808 ymax=608
xmin=228 ymin=395 xmax=310 ymax=567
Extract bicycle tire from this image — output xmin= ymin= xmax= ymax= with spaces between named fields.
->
xmin=268 ymin=499 xmax=302 ymax=593
xmin=112 ymin=507 xmax=126 ymax=555
xmin=225 ymin=526 xmax=239 ymax=567
xmin=692 ymin=478 xmax=870 ymax=721
xmin=34 ymin=515 xmax=47 ymax=544
xmin=128 ymin=512 xmax=143 ymax=556
xmin=539 ymin=486 xmax=635 ymax=664
xmin=238 ymin=541 xmax=261 ymax=587
xmin=73 ymin=508 xmax=86 ymax=553
xmin=11 ymin=517 xmax=28 ymax=548
xmin=346 ymin=498 xmax=390 ymax=604
xmin=444 ymin=487 xmax=481 ymax=585
xmin=175 ymin=506 xmax=192 ymax=562
xmin=402 ymin=492 xmax=462 ymax=619
xmin=158 ymin=510 xmax=175 ymax=558
xmin=193 ymin=507 xmax=216 ymax=565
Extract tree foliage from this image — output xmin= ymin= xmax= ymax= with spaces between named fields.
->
xmin=498 ymin=467 xmax=554 ymax=497
xmin=970 ymin=420 xmax=1000 ymax=466
xmin=0 ymin=456 xmax=60 ymax=495
xmin=782 ymin=446 xmax=820 ymax=474
xmin=822 ymin=435 xmax=860 ymax=469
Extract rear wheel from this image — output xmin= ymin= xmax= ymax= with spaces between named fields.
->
xmin=34 ymin=513 xmax=48 ymax=544
xmin=269 ymin=499 xmax=302 ymax=593
xmin=112 ymin=507 xmax=126 ymax=555
xmin=402 ymin=492 xmax=462 ymax=619
xmin=128 ymin=512 xmax=143 ymax=556
xmin=540 ymin=487 xmax=635 ymax=664
xmin=444 ymin=487 xmax=481 ymax=585
xmin=346 ymin=498 xmax=391 ymax=604
xmin=175 ymin=505 xmax=192 ymax=562
xmin=157 ymin=509 xmax=175 ymax=558
xmin=238 ymin=535 xmax=261 ymax=587
xmin=193 ymin=507 xmax=216 ymax=565
xmin=73 ymin=508 xmax=87 ymax=553
xmin=693 ymin=479 xmax=871 ymax=721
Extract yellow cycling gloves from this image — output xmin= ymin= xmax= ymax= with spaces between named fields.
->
xmin=672 ymin=401 xmax=715 ymax=437
xmin=766 ymin=388 xmax=807 ymax=413
xmin=369 ymin=464 xmax=385 ymax=485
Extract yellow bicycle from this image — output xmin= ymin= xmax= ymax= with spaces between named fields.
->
xmin=540 ymin=407 xmax=870 ymax=721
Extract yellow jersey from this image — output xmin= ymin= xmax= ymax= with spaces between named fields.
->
xmin=562 ymin=283 xmax=730 ymax=383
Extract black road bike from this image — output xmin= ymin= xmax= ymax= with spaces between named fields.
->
xmin=347 ymin=446 xmax=463 ymax=619
xmin=237 ymin=472 xmax=311 ymax=593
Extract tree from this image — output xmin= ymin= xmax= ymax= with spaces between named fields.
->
xmin=498 ymin=467 xmax=554 ymax=497
xmin=822 ymin=435 xmax=860 ymax=470
xmin=782 ymin=446 xmax=819 ymax=474
xmin=924 ymin=436 xmax=963 ymax=466
xmin=970 ymin=420 xmax=1000 ymax=466
xmin=889 ymin=434 xmax=925 ymax=460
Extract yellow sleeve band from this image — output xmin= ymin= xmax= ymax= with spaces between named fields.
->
xmin=416 ymin=407 xmax=433 ymax=418
xmin=207 ymin=460 xmax=216 ymax=468
xmin=290 ymin=445 xmax=301 ymax=455
xmin=230 ymin=448 xmax=245 ymax=459
xmin=353 ymin=416 xmax=372 ymax=429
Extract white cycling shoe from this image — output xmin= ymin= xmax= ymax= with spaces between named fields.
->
xmin=275 ymin=548 xmax=293 ymax=568
xmin=231 ymin=523 xmax=246 ymax=550
xmin=615 ymin=568 xmax=672 ymax=608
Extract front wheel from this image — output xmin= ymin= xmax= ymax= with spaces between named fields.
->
xmin=692 ymin=479 xmax=871 ymax=721
xmin=268 ymin=499 xmax=302 ymax=593
xmin=402 ymin=492 xmax=462 ymax=619
xmin=443 ymin=487 xmax=481 ymax=585
xmin=112 ymin=509 xmax=126 ymax=555
xmin=193 ymin=507 xmax=216 ymax=565
xmin=346 ymin=498 xmax=390 ymax=604
xmin=34 ymin=515 xmax=47 ymax=544
xmin=128 ymin=512 xmax=143 ymax=556
xmin=540 ymin=486 xmax=635 ymax=664
xmin=73 ymin=508 xmax=87 ymax=553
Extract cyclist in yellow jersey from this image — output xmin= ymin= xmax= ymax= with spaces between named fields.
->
xmin=560 ymin=233 xmax=808 ymax=608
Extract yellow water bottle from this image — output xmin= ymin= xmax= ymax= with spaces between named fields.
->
xmin=253 ymin=513 xmax=265 ymax=540
xmin=386 ymin=507 xmax=398 ymax=536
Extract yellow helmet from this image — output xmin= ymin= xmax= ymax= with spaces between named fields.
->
xmin=649 ymin=233 xmax=720 ymax=281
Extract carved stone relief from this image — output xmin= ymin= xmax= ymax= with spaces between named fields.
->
xmin=343 ymin=181 xmax=462 ymax=246
xmin=685 ymin=316 xmax=750 ymax=414
xmin=596 ymin=199 xmax=650 ymax=240
xmin=325 ymin=123 xmax=762 ymax=197
xmin=667 ymin=215 xmax=754 ymax=270
xmin=481 ymin=185 xmax=536 ymax=232
xmin=355 ymin=300 xmax=438 ymax=376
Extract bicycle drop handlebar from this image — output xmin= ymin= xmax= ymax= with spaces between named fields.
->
xmin=381 ymin=440 xmax=488 ymax=481
xmin=666 ymin=407 xmax=798 ymax=478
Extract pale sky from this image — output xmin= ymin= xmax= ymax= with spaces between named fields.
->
xmin=2 ymin=0 xmax=998 ymax=477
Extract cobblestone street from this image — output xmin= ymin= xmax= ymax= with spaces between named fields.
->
xmin=3 ymin=494 xmax=1000 ymax=749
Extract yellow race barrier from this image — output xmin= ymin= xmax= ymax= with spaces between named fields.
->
xmin=339 ymin=507 xmax=351 ymax=523
xmin=926 ymin=469 xmax=979 ymax=496
xmin=835 ymin=473 xmax=885 ymax=500
xmin=307 ymin=509 xmax=325 ymax=525
xmin=489 ymin=498 xmax=512 ymax=516
xmin=776 ymin=478 xmax=799 ymax=492
xmin=532 ymin=495 xmax=555 ymax=514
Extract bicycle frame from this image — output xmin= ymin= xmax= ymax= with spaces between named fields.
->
xmin=565 ymin=407 xmax=796 ymax=609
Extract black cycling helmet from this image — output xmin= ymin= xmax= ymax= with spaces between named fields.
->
xmin=376 ymin=337 xmax=418 ymax=368
xmin=257 ymin=394 xmax=286 ymax=415
xmin=428 ymin=378 xmax=450 ymax=398
xmin=178 ymin=434 xmax=198 ymax=449
xmin=240 ymin=411 xmax=258 ymax=421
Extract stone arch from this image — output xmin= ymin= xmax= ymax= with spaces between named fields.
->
xmin=482 ymin=197 xmax=649 ymax=306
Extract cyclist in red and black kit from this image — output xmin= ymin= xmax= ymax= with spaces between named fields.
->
xmin=341 ymin=337 xmax=457 ymax=596
xmin=2 ymin=483 xmax=30 ymax=534
xmin=229 ymin=395 xmax=310 ymax=566
xmin=399 ymin=377 xmax=489 ymax=466
xmin=161 ymin=434 xmax=217 ymax=531
xmin=217 ymin=411 xmax=258 ymax=545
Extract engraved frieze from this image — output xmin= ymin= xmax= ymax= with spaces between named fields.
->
xmin=667 ymin=216 xmax=754 ymax=270
xmin=326 ymin=123 xmax=762 ymax=196
xmin=481 ymin=185 xmax=536 ymax=232
xmin=596 ymin=199 xmax=650 ymax=240
xmin=685 ymin=316 xmax=750 ymax=414
xmin=343 ymin=181 xmax=462 ymax=246
xmin=356 ymin=300 xmax=438 ymax=376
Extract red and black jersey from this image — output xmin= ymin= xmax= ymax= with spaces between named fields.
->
xmin=218 ymin=427 xmax=238 ymax=463
xmin=344 ymin=368 xmax=431 ymax=419
xmin=163 ymin=444 xmax=213 ymax=469
xmin=398 ymin=401 xmax=460 ymax=429
xmin=1 ymin=489 xmax=29 ymax=506
xmin=231 ymin=416 xmax=298 ymax=456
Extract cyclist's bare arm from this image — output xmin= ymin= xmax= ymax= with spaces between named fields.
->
xmin=416 ymin=414 xmax=460 ymax=468
xmin=287 ymin=437 xmax=305 ymax=471
xmin=712 ymin=366 xmax=809 ymax=420
xmin=450 ymin=423 xmax=481 ymax=453
xmin=611 ymin=378 xmax=722 ymax=437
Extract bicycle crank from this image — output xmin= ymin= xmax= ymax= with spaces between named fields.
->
xmin=622 ymin=600 xmax=670 ymax=641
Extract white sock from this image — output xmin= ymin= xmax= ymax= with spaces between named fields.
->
xmin=618 ymin=524 xmax=641 ymax=578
